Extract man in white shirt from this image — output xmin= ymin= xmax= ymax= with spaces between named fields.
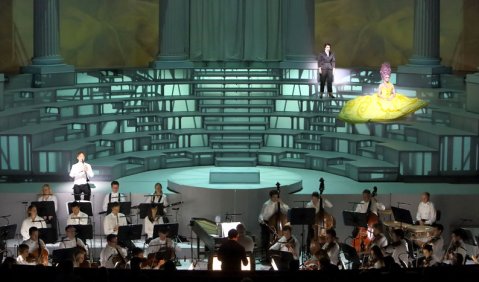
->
xmin=103 ymin=202 xmax=128 ymax=235
xmin=145 ymin=228 xmax=176 ymax=257
xmin=102 ymin=180 xmax=127 ymax=212
xmin=16 ymin=243 xmax=35 ymax=265
xmin=354 ymin=189 xmax=386 ymax=215
xmin=258 ymin=189 xmax=290 ymax=260
xmin=269 ymin=225 xmax=300 ymax=270
xmin=385 ymin=228 xmax=409 ymax=267
xmin=236 ymin=223 xmax=254 ymax=253
xmin=322 ymin=228 xmax=340 ymax=266
xmin=59 ymin=225 xmax=88 ymax=255
xmin=20 ymin=205 xmax=46 ymax=240
xmin=306 ymin=191 xmax=333 ymax=250
xmin=66 ymin=201 xmax=89 ymax=225
xmin=21 ymin=226 xmax=49 ymax=266
xmin=413 ymin=223 xmax=444 ymax=263
xmin=100 ymin=234 xmax=128 ymax=268
xmin=69 ymin=151 xmax=94 ymax=201
xmin=416 ymin=192 xmax=436 ymax=225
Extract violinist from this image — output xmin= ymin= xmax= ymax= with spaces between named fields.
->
xmin=370 ymin=223 xmax=388 ymax=250
xmin=103 ymin=202 xmax=128 ymax=235
xmin=269 ymin=225 xmax=300 ymax=270
xmin=126 ymin=247 xmax=145 ymax=269
xmin=16 ymin=243 xmax=35 ymax=265
xmin=304 ymin=249 xmax=339 ymax=271
xmin=258 ymin=190 xmax=290 ymax=259
xmin=72 ymin=246 xmax=88 ymax=268
xmin=322 ymin=228 xmax=340 ymax=266
xmin=413 ymin=223 xmax=444 ymax=263
xmin=443 ymin=228 xmax=467 ymax=264
xmin=385 ymin=229 xmax=409 ymax=267
xmin=417 ymin=244 xmax=439 ymax=267
xmin=100 ymin=234 xmax=127 ymax=268
xmin=363 ymin=245 xmax=386 ymax=269
xmin=22 ymin=226 xmax=49 ymax=266
xmin=59 ymin=225 xmax=88 ymax=256
xmin=415 ymin=192 xmax=436 ymax=225
xmin=354 ymin=189 xmax=385 ymax=215
xmin=145 ymin=228 xmax=178 ymax=260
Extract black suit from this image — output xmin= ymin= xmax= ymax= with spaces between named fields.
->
xmin=217 ymin=239 xmax=248 ymax=271
xmin=318 ymin=51 xmax=336 ymax=94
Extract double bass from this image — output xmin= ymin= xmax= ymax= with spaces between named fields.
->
xmin=310 ymin=178 xmax=335 ymax=254
xmin=267 ymin=182 xmax=288 ymax=244
xmin=353 ymin=186 xmax=379 ymax=254
xmin=26 ymin=243 xmax=49 ymax=266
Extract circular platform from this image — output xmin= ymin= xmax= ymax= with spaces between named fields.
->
xmin=167 ymin=166 xmax=302 ymax=193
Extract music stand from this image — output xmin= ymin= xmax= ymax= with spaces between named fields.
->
xmin=342 ymin=211 xmax=368 ymax=228
xmin=391 ymin=206 xmax=414 ymax=225
xmin=268 ymin=250 xmax=294 ymax=271
xmin=107 ymin=202 xmax=132 ymax=215
xmin=153 ymin=223 xmax=179 ymax=239
xmin=39 ymin=227 xmax=57 ymax=244
xmin=138 ymin=203 xmax=155 ymax=219
xmin=71 ymin=224 xmax=93 ymax=240
xmin=67 ymin=201 xmax=93 ymax=217
xmin=289 ymin=208 xmax=315 ymax=266
xmin=118 ymin=224 xmax=143 ymax=242
xmin=31 ymin=201 xmax=55 ymax=218
xmin=0 ymin=224 xmax=16 ymax=241
xmin=51 ymin=248 xmax=76 ymax=266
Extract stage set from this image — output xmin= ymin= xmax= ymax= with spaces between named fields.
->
xmin=0 ymin=0 xmax=479 ymax=280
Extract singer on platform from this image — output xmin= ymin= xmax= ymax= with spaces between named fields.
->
xmin=69 ymin=151 xmax=94 ymax=201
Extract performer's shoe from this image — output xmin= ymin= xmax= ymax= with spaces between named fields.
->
xmin=320 ymin=93 xmax=324 ymax=99
xmin=328 ymin=93 xmax=335 ymax=98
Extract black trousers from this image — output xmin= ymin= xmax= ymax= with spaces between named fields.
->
xmin=73 ymin=183 xmax=91 ymax=201
xmin=319 ymin=69 xmax=334 ymax=94
xmin=260 ymin=223 xmax=272 ymax=258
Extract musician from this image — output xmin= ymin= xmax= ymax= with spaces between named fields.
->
xmin=236 ymin=223 xmax=254 ymax=253
xmin=444 ymin=228 xmax=468 ymax=264
xmin=103 ymin=202 xmax=128 ymax=235
xmin=415 ymin=192 xmax=436 ymax=225
xmin=413 ymin=223 xmax=444 ymax=263
xmin=100 ymin=234 xmax=127 ymax=268
xmin=354 ymin=189 xmax=385 ymax=215
xmin=145 ymin=228 xmax=176 ymax=257
xmin=385 ymin=229 xmax=409 ymax=267
xmin=259 ymin=190 xmax=290 ymax=258
xmin=21 ymin=226 xmax=49 ymax=265
xmin=69 ymin=151 xmax=94 ymax=201
xmin=37 ymin=184 xmax=58 ymax=212
xmin=417 ymin=244 xmax=439 ymax=267
xmin=102 ymin=180 xmax=126 ymax=212
xmin=72 ymin=247 xmax=88 ymax=268
xmin=365 ymin=245 xmax=386 ymax=269
xmin=59 ymin=225 xmax=88 ymax=255
xmin=269 ymin=225 xmax=300 ymax=270
xmin=144 ymin=204 xmax=162 ymax=240
xmin=322 ymin=228 xmax=340 ymax=266
xmin=66 ymin=201 xmax=89 ymax=225
xmin=145 ymin=183 xmax=168 ymax=215
xmin=126 ymin=247 xmax=145 ymax=269
xmin=370 ymin=223 xmax=388 ymax=249
xmin=217 ymin=229 xmax=248 ymax=271
xmin=16 ymin=243 xmax=35 ymax=265
xmin=306 ymin=191 xmax=333 ymax=250
xmin=20 ymin=205 xmax=46 ymax=240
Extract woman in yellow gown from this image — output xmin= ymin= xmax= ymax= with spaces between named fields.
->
xmin=338 ymin=63 xmax=428 ymax=123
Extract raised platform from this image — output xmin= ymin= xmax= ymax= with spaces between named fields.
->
xmin=209 ymin=167 xmax=260 ymax=184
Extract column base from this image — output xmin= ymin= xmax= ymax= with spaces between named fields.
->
xmin=466 ymin=73 xmax=479 ymax=114
xmin=22 ymin=63 xmax=74 ymax=74
xmin=21 ymin=64 xmax=75 ymax=88
xmin=397 ymin=64 xmax=452 ymax=88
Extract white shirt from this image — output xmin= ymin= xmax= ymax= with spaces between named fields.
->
xmin=103 ymin=212 xmax=128 ymax=235
xmin=102 ymin=192 xmax=127 ymax=212
xmin=20 ymin=216 xmax=46 ymax=241
xmin=100 ymin=245 xmax=127 ymax=268
xmin=258 ymin=200 xmax=289 ymax=223
xmin=21 ymin=238 xmax=47 ymax=254
xmin=145 ymin=194 xmax=168 ymax=215
xmin=322 ymin=242 xmax=340 ymax=265
xmin=144 ymin=216 xmax=164 ymax=239
xmin=16 ymin=255 xmax=35 ymax=265
xmin=306 ymin=198 xmax=333 ymax=213
xmin=372 ymin=234 xmax=389 ymax=249
xmin=59 ymin=237 xmax=88 ymax=255
xmin=385 ymin=239 xmax=409 ymax=266
xmin=37 ymin=195 xmax=58 ymax=212
xmin=145 ymin=237 xmax=176 ymax=256
xmin=66 ymin=211 xmax=89 ymax=225
xmin=269 ymin=235 xmax=300 ymax=260
xmin=238 ymin=234 xmax=255 ymax=253
xmin=354 ymin=200 xmax=385 ymax=215
xmin=416 ymin=201 xmax=436 ymax=224
xmin=69 ymin=161 xmax=94 ymax=185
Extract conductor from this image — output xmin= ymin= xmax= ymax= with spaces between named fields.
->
xmin=217 ymin=229 xmax=248 ymax=271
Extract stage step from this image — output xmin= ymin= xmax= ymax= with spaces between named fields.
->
xmin=215 ymin=157 xmax=257 ymax=167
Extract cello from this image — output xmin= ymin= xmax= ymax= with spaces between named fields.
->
xmin=352 ymin=186 xmax=379 ymax=254
xmin=267 ymin=182 xmax=288 ymax=244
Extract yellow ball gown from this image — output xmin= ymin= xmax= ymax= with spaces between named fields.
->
xmin=338 ymin=82 xmax=428 ymax=123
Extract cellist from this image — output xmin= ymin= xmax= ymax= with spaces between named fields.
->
xmin=258 ymin=189 xmax=290 ymax=261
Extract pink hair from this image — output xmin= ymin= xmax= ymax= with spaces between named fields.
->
xmin=380 ymin=62 xmax=391 ymax=79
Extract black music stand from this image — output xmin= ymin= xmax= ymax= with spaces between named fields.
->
xmin=51 ymin=248 xmax=76 ymax=266
xmin=71 ymin=224 xmax=93 ymax=240
xmin=107 ymin=202 xmax=132 ymax=215
xmin=67 ymin=201 xmax=93 ymax=217
xmin=39 ymin=227 xmax=57 ymax=244
xmin=391 ymin=206 xmax=414 ymax=225
xmin=31 ymin=201 xmax=55 ymax=218
xmin=269 ymin=250 xmax=294 ymax=271
xmin=0 ymin=224 xmax=16 ymax=255
xmin=118 ymin=224 xmax=142 ymax=242
xmin=289 ymin=208 xmax=315 ymax=266
xmin=342 ymin=211 xmax=368 ymax=228
xmin=153 ymin=223 xmax=179 ymax=240
xmin=139 ymin=203 xmax=156 ymax=219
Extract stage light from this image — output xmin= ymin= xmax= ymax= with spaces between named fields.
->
xmin=208 ymin=254 xmax=254 ymax=271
